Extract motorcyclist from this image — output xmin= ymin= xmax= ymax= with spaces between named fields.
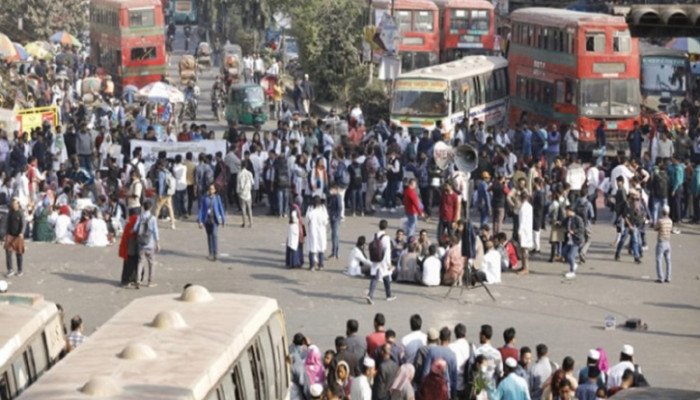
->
xmin=166 ymin=23 xmax=176 ymax=52
xmin=184 ymin=80 xmax=199 ymax=118
xmin=184 ymin=23 xmax=192 ymax=52
xmin=211 ymin=76 xmax=225 ymax=113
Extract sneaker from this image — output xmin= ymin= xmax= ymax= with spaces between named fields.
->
xmin=642 ymin=245 xmax=648 ymax=251
xmin=146 ymin=282 xmax=158 ymax=288
xmin=387 ymin=296 xmax=397 ymax=302
xmin=17 ymin=271 xmax=23 ymax=277
xmin=389 ymin=208 xmax=396 ymax=213
xmin=381 ymin=207 xmax=387 ymax=212
xmin=5 ymin=270 xmax=16 ymax=277
xmin=664 ymin=279 xmax=670 ymax=283
xmin=564 ymin=272 xmax=576 ymax=279
xmin=365 ymin=296 xmax=374 ymax=305
xmin=672 ymin=228 xmax=681 ymax=234
xmin=655 ymin=279 xmax=663 ymax=283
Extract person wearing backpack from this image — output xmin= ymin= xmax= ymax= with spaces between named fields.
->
xmin=332 ymin=151 xmax=350 ymax=219
xmin=133 ymin=200 xmax=160 ymax=289
xmin=153 ymin=159 xmax=177 ymax=230
xmin=366 ymin=219 xmax=396 ymax=305
xmin=649 ymin=162 xmax=669 ymax=226
xmin=348 ymin=152 xmax=365 ymax=216
xmin=197 ymin=183 xmax=225 ymax=261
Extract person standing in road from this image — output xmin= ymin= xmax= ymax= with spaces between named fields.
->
xmin=172 ymin=155 xmax=188 ymax=219
xmin=403 ymin=178 xmax=423 ymax=238
xmin=153 ymin=159 xmax=176 ymax=230
xmin=237 ymin=161 xmax=254 ymax=228
xmin=300 ymin=74 xmax=314 ymax=117
xmin=654 ymin=205 xmax=673 ymax=283
xmin=198 ymin=183 xmax=225 ymax=261
xmin=562 ymin=206 xmax=585 ymax=279
xmin=564 ymin=123 xmax=580 ymax=161
xmin=328 ymin=184 xmax=342 ymax=259
xmin=134 ymin=200 xmax=160 ymax=288
xmin=366 ymin=219 xmax=396 ymax=304
xmin=4 ymin=198 xmax=26 ymax=278
xmin=305 ymin=196 xmax=329 ymax=271
xmin=76 ymin=124 xmax=94 ymax=173
xmin=516 ymin=192 xmax=533 ymax=275
xmin=184 ymin=152 xmax=197 ymax=217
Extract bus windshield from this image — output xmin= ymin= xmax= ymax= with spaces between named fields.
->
xmin=641 ymin=57 xmax=687 ymax=93
xmin=580 ymin=79 xmax=640 ymax=117
xmin=392 ymin=90 xmax=448 ymax=116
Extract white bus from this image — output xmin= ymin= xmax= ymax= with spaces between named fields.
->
xmin=390 ymin=55 xmax=509 ymax=137
xmin=1 ymin=293 xmax=66 ymax=400
xmin=17 ymin=286 xmax=290 ymax=400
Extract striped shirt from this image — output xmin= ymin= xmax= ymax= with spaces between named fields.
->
xmin=656 ymin=217 xmax=673 ymax=242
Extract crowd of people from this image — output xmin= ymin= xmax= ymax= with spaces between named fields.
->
xmin=287 ymin=313 xmax=647 ymax=400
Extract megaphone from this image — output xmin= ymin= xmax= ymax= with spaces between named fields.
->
xmin=433 ymin=142 xmax=478 ymax=173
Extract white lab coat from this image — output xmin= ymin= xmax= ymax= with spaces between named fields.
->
xmin=305 ymin=205 xmax=328 ymax=253
xmin=287 ymin=210 xmax=301 ymax=251
xmin=518 ymin=201 xmax=534 ymax=250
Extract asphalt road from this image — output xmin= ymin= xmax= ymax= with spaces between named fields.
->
xmin=3 ymin=28 xmax=700 ymax=392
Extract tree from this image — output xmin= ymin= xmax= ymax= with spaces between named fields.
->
xmin=0 ymin=0 xmax=88 ymax=41
xmin=289 ymin=0 xmax=366 ymax=102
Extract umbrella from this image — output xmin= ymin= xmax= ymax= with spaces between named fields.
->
xmin=25 ymin=41 xmax=54 ymax=60
xmin=49 ymin=31 xmax=81 ymax=48
xmin=123 ymin=84 xmax=139 ymax=94
xmin=136 ymin=81 xmax=184 ymax=103
xmin=0 ymin=33 xmax=18 ymax=61
xmin=666 ymin=37 xmax=700 ymax=54
xmin=13 ymin=43 xmax=28 ymax=61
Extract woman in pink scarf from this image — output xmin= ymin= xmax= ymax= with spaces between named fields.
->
xmin=304 ymin=345 xmax=325 ymax=397
xmin=597 ymin=347 xmax=610 ymax=374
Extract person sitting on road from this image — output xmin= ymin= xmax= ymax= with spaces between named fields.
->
xmin=421 ymin=245 xmax=441 ymax=287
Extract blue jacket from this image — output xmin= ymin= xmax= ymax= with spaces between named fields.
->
xmin=197 ymin=194 xmax=226 ymax=225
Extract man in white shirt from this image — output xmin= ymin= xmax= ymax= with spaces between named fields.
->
xmin=351 ymin=357 xmax=376 ymax=400
xmin=449 ymin=323 xmax=471 ymax=397
xmin=366 ymin=219 xmax=396 ymax=304
xmin=481 ymin=240 xmax=502 ymax=284
xmin=401 ymin=314 xmax=427 ymax=364
xmin=475 ymin=324 xmax=503 ymax=386
xmin=610 ymin=159 xmax=634 ymax=196
xmin=421 ymin=245 xmax=442 ymax=286
xmin=172 ymin=155 xmax=188 ymax=218
xmin=253 ymin=53 xmax=265 ymax=84
xmin=607 ymin=345 xmax=637 ymax=390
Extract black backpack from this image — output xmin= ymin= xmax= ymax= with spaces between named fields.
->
xmin=652 ymin=170 xmax=668 ymax=199
xmin=350 ymin=163 xmax=363 ymax=187
xmin=575 ymin=198 xmax=589 ymax=223
xmin=368 ymin=234 xmax=386 ymax=262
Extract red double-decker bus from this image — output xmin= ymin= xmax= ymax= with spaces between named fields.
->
xmin=435 ymin=0 xmax=496 ymax=61
xmin=508 ymin=8 xmax=641 ymax=152
xmin=89 ymin=0 xmax=167 ymax=91
xmin=373 ymin=0 xmax=440 ymax=72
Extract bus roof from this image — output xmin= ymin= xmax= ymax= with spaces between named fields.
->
xmin=90 ymin=0 xmax=162 ymax=9
xmin=0 ymin=294 xmax=58 ymax=370
xmin=443 ymin=0 xmax=494 ymax=10
xmin=372 ymin=0 xmax=439 ymax=11
xmin=18 ymin=287 xmax=281 ymax=400
xmin=640 ymin=42 xmax=688 ymax=58
xmin=510 ymin=7 xmax=627 ymax=28
xmin=610 ymin=388 xmax=700 ymax=400
xmin=397 ymin=55 xmax=507 ymax=82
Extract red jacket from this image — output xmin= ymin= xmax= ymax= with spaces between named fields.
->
xmin=403 ymin=186 xmax=422 ymax=216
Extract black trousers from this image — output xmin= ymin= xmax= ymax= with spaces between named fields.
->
xmin=187 ymin=184 xmax=195 ymax=215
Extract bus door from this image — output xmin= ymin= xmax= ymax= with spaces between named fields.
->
xmin=553 ymin=78 xmax=577 ymax=115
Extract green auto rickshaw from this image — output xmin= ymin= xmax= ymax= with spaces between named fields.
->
xmin=225 ymin=83 xmax=268 ymax=127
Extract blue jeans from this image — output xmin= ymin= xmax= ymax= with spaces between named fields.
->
xmin=309 ymin=252 xmax=325 ymax=268
xmin=564 ymin=243 xmax=579 ymax=273
xmin=330 ymin=219 xmax=340 ymax=258
xmin=368 ymin=273 xmax=392 ymax=299
xmin=479 ymin=207 xmax=490 ymax=227
xmin=655 ymin=240 xmax=672 ymax=281
xmin=616 ymin=227 xmax=641 ymax=260
xmin=277 ymin=188 xmax=289 ymax=216
xmin=405 ymin=214 xmax=418 ymax=238
xmin=651 ymin=197 xmax=667 ymax=226
xmin=174 ymin=190 xmax=186 ymax=217
xmin=78 ymin=154 xmax=92 ymax=173
xmin=349 ymin=188 xmax=364 ymax=214
xmin=205 ymin=222 xmax=219 ymax=257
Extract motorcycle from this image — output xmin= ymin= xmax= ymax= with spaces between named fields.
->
xmin=212 ymin=91 xmax=225 ymax=122
xmin=183 ymin=97 xmax=197 ymax=121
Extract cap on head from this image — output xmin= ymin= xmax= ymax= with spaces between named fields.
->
xmin=309 ymin=384 xmax=324 ymax=397
xmin=427 ymin=328 xmax=439 ymax=342
xmin=588 ymin=349 xmax=600 ymax=360
xmin=505 ymin=357 xmax=518 ymax=368
xmin=363 ymin=357 xmax=376 ymax=368
xmin=622 ymin=344 xmax=634 ymax=356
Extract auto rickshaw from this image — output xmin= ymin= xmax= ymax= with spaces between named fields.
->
xmin=196 ymin=42 xmax=212 ymax=70
xmin=225 ymin=83 xmax=268 ymax=127
xmin=179 ymin=55 xmax=197 ymax=85
xmin=221 ymin=54 xmax=241 ymax=88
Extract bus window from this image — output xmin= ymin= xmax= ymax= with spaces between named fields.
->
xmin=219 ymin=370 xmax=236 ymax=400
xmin=30 ymin=337 xmax=49 ymax=377
xmin=451 ymin=90 xmax=459 ymax=114
xmin=484 ymin=73 xmax=495 ymax=103
xmin=397 ymin=11 xmax=412 ymax=33
xmin=258 ymin=328 xmax=277 ymax=397
xmin=517 ymin=76 xmax=526 ymax=99
xmin=450 ymin=10 xmax=469 ymax=31
xmin=1 ymin=372 xmax=10 ymax=400
xmin=415 ymin=11 xmax=434 ymax=32
xmin=527 ymin=25 xmax=534 ymax=47
xmin=541 ymin=28 xmax=548 ymax=50
xmin=131 ymin=47 xmax=157 ymax=61
xmin=12 ymin=356 xmax=30 ymax=394
xmin=129 ymin=9 xmax=155 ymax=27
xmin=585 ymin=32 xmax=605 ymax=52
xmin=543 ymin=83 xmax=554 ymax=105
xmin=232 ymin=365 xmax=245 ymax=400
xmin=236 ymin=352 xmax=256 ymax=399
xmin=267 ymin=314 xmax=288 ymax=390
xmin=496 ymin=69 xmax=507 ymax=98
xmin=556 ymin=81 xmax=565 ymax=103
xmin=613 ymin=30 xmax=631 ymax=53
xmin=470 ymin=10 xmax=488 ymax=31
xmin=566 ymin=79 xmax=576 ymax=104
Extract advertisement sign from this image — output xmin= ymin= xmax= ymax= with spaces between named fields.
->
xmin=131 ymin=139 xmax=228 ymax=166
xmin=15 ymin=106 xmax=59 ymax=136
xmin=641 ymin=57 xmax=687 ymax=92
xmin=394 ymin=79 xmax=448 ymax=92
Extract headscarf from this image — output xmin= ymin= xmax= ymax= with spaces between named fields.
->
xmin=390 ymin=363 xmax=415 ymax=392
xmin=335 ymin=360 xmax=350 ymax=385
xmin=597 ymin=347 xmax=609 ymax=373
xmin=304 ymin=345 xmax=325 ymax=386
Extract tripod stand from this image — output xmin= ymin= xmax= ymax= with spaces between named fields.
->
xmin=444 ymin=265 xmax=496 ymax=302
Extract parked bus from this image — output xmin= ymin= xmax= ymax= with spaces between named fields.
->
xmin=17 ymin=286 xmax=290 ymax=400
xmin=1 ymin=293 xmax=67 ymax=400
xmin=169 ymin=0 xmax=198 ymax=24
xmin=640 ymin=42 xmax=689 ymax=114
xmin=89 ymin=0 xmax=167 ymax=91
xmin=508 ymin=8 xmax=641 ymax=152
xmin=435 ymin=0 xmax=497 ymax=61
xmin=390 ymin=55 xmax=508 ymax=137
xmin=373 ymin=0 xmax=441 ymax=72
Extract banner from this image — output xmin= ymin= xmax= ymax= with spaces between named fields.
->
xmin=15 ymin=106 xmax=59 ymax=136
xmin=131 ymin=140 xmax=228 ymax=165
